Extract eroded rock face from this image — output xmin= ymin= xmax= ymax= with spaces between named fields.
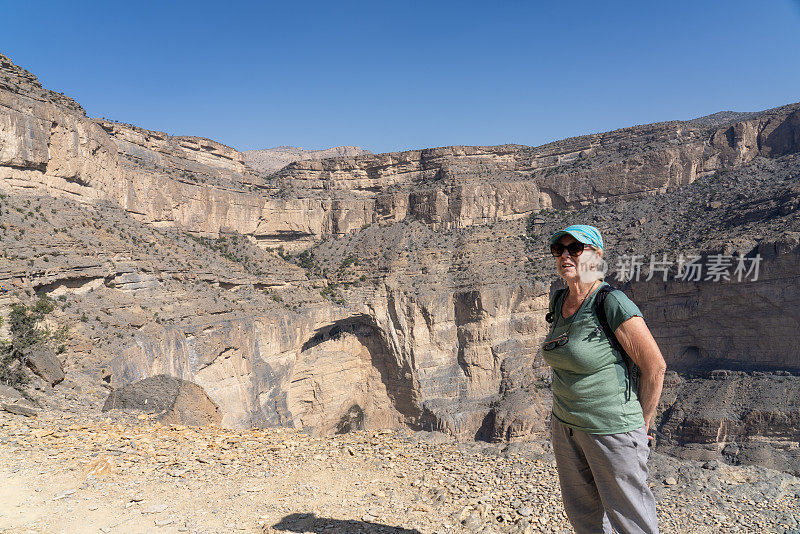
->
xmin=2 ymin=52 xmax=800 ymax=252
xmin=656 ymin=370 xmax=800 ymax=475
xmin=105 ymin=282 xmax=550 ymax=439
xmin=244 ymin=145 xmax=371 ymax=175
xmin=619 ymin=239 xmax=800 ymax=373
xmin=659 ymin=371 xmax=800 ymax=443
xmin=286 ymin=317 xmax=418 ymax=434
xmin=275 ymin=105 xmax=800 ymax=214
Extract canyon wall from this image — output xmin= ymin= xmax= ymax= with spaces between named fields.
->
xmin=275 ymin=104 xmax=800 ymax=211
xmin=3 ymin=53 xmax=800 ymax=253
xmin=106 ymin=279 xmax=550 ymax=439
xmin=2 ymin=50 xmax=800 ymax=464
xmin=620 ymin=238 xmax=800 ymax=373
xmin=603 ymin=238 xmax=800 ymax=473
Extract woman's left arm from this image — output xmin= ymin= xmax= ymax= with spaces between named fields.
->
xmin=613 ymin=316 xmax=667 ymax=435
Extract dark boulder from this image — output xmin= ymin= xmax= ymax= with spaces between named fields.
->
xmin=102 ymin=374 xmax=222 ymax=426
xmin=25 ymin=345 xmax=64 ymax=386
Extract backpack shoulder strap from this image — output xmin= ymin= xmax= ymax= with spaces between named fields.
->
xmin=594 ymin=284 xmax=639 ymax=401
xmin=594 ymin=285 xmax=622 ymax=351
xmin=546 ymin=288 xmax=567 ymax=324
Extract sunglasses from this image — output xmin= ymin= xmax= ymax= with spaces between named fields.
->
xmin=550 ymin=242 xmax=585 ymax=257
xmin=542 ymin=333 xmax=569 ymax=351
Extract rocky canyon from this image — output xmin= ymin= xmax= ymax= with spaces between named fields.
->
xmin=1 ymin=48 xmax=799 ymax=485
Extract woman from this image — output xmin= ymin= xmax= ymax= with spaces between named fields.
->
xmin=542 ymin=224 xmax=667 ymax=534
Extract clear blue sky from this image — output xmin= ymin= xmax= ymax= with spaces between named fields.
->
xmin=2 ymin=1 xmax=799 ymax=154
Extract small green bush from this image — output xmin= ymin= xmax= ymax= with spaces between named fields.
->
xmin=33 ymin=295 xmax=54 ymax=315
xmin=339 ymin=254 xmax=358 ymax=270
xmin=320 ymin=285 xmax=346 ymax=306
xmin=0 ymin=296 xmax=64 ymax=388
xmin=294 ymin=250 xmax=315 ymax=270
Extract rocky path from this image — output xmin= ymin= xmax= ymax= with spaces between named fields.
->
xmin=1 ymin=408 xmax=798 ymax=534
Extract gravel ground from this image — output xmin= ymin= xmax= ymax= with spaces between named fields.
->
xmin=1 ymin=396 xmax=798 ymax=534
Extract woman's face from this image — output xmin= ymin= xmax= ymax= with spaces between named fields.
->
xmin=554 ymin=235 xmax=604 ymax=283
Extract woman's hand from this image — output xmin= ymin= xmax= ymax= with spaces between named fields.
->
xmin=613 ymin=316 xmax=667 ymax=436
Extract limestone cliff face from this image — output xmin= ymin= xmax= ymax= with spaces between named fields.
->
xmin=98 ymin=121 xmax=247 ymax=174
xmin=244 ymin=145 xmax=372 ymax=175
xmin=619 ymin=238 xmax=800 ymax=373
xmin=0 ymin=53 xmax=266 ymax=240
xmin=276 ymin=104 xmax=800 ymax=213
xmin=0 ymin=179 xmax=550 ymax=441
xmin=0 ymin=76 xmax=120 ymax=202
xmin=658 ymin=371 xmax=800 ymax=445
xmin=3 ymin=52 xmax=800 ymax=253
xmin=603 ymin=238 xmax=800 ymax=472
xmin=107 ymin=280 xmax=550 ymax=439
xmin=273 ymin=146 xmax=542 ymax=231
xmin=655 ymin=370 xmax=800 ymax=475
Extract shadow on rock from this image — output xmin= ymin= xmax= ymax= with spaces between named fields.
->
xmin=270 ymin=513 xmax=422 ymax=533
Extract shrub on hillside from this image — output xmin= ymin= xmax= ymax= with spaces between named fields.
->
xmin=0 ymin=295 xmax=67 ymax=389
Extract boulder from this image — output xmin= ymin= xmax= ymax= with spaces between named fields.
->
xmin=0 ymin=384 xmax=24 ymax=402
xmin=25 ymin=346 xmax=64 ymax=386
xmin=102 ymin=375 xmax=221 ymax=426
xmin=2 ymin=402 xmax=37 ymax=417
xmin=0 ymin=383 xmax=37 ymax=416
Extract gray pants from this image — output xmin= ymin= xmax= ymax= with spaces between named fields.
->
xmin=551 ymin=418 xmax=659 ymax=534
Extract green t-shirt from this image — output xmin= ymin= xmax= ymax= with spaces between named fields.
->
xmin=542 ymin=281 xmax=645 ymax=434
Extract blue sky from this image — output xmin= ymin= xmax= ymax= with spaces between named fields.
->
xmin=2 ymin=1 xmax=799 ymax=154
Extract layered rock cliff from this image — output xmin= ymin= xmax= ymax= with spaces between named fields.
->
xmin=0 ymin=189 xmax=550 ymax=438
xmin=244 ymin=145 xmax=371 ymax=175
xmin=655 ymin=370 xmax=800 ymax=475
xmin=3 ymin=52 xmax=800 ymax=252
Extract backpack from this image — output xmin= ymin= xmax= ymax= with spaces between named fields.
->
xmin=546 ymin=284 xmax=640 ymax=401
